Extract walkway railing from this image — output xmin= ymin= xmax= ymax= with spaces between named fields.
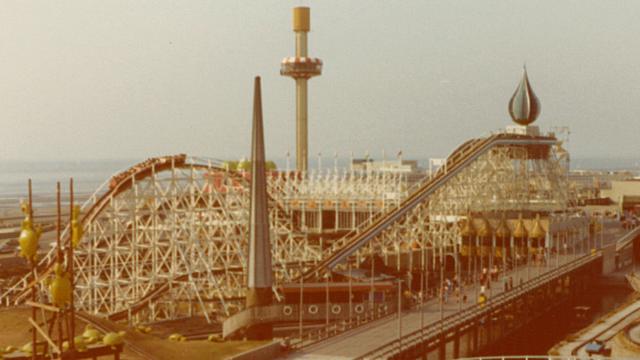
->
xmin=287 ymin=303 xmax=397 ymax=350
xmin=615 ymin=225 xmax=640 ymax=251
xmin=283 ymin=250 xmax=602 ymax=354
xmin=356 ymin=252 xmax=601 ymax=359
xmin=222 ymin=300 xmax=398 ymax=345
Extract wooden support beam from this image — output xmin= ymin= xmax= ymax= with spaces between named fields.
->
xmin=472 ymin=323 xmax=478 ymax=353
xmin=453 ymin=327 xmax=460 ymax=359
xmin=28 ymin=317 xmax=61 ymax=354
xmin=438 ymin=333 xmax=446 ymax=360
xmin=26 ymin=301 xmax=60 ymax=313
xmin=466 ymin=325 xmax=473 ymax=356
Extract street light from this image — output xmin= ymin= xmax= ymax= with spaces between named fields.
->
xmin=397 ymin=278 xmax=403 ymax=354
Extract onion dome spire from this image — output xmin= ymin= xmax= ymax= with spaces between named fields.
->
xmin=530 ymin=214 xmax=546 ymax=239
xmin=513 ymin=213 xmax=528 ymax=238
xmin=477 ymin=216 xmax=492 ymax=238
xmin=495 ymin=214 xmax=511 ymax=238
xmin=508 ymin=66 xmax=540 ymax=126
xmin=460 ymin=214 xmax=476 ymax=238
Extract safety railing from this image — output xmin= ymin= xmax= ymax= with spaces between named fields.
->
xmin=615 ymin=224 xmax=640 ymax=251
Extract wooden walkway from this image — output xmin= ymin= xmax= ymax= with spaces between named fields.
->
xmin=287 ymin=254 xmax=582 ymax=359
xmin=285 ymin=226 xmax=633 ymax=359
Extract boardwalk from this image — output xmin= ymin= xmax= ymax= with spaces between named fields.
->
xmin=286 ymin=225 xmax=632 ymax=359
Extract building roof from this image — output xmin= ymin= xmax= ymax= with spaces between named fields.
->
xmin=622 ymin=195 xmax=640 ymax=207
xmin=584 ymin=197 xmax=614 ymax=206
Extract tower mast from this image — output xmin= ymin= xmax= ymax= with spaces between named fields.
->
xmin=281 ymin=7 xmax=323 ymax=173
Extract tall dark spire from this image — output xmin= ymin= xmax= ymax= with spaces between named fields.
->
xmin=508 ymin=67 xmax=541 ymax=126
xmin=246 ymin=76 xmax=273 ymax=310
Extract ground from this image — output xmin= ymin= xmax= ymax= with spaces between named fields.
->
xmin=0 ymin=307 xmax=267 ymax=360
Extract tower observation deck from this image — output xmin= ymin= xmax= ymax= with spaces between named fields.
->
xmin=281 ymin=7 xmax=323 ymax=172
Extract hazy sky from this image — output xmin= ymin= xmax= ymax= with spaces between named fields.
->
xmin=1 ymin=1 xmax=639 ymax=162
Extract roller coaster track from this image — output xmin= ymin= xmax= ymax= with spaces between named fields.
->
xmin=302 ymin=132 xmax=558 ymax=279
xmin=106 ymin=259 xmax=318 ymax=322
xmin=3 ymin=155 xmax=258 ymax=306
xmin=106 ymin=273 xmax=190 ymax=322
xmin=3 ymin=133 xmax=561 ymax=325
xmin=3 ymin=153 xmax=317 ymax=321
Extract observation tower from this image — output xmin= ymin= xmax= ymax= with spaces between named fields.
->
xmin=281 ymin=7 xmax=323 ymax=172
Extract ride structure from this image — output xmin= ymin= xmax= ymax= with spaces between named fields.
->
xmin=300 ymin=67 xmax=576 ymax=282
xmin=0 ymin=68 xmax=581 ymax=333
xmin=0 ymin=6 xmax=586 ymax=346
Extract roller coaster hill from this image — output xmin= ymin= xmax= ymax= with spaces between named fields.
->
xmin=0 ymin=72 xmax=590 ymax=339
xmin=0 ymin=130 xmax=580 ymax=322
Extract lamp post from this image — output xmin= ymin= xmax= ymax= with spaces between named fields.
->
xmin=348 ymin=262 xmax=353 ymax=322
xmin=420 ymin=244 xmax=425 ymax=332
xmin=397 ymin=279 xmax=403 ymax=354
xmin=527 ymin=235 xmax=531 ymax=282
xmin=439 ymin=247 xmax=444 ymax=322
xmin=299 ymin=260 xmax=303 ymax=339
xmin=325 ymin=272 xmax=330 ymax=327
xmin=601 ymin=215 xmax=605 ymax=249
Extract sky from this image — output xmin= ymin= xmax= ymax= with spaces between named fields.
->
xmin=1 ymin=1 xmax=639 ymax=162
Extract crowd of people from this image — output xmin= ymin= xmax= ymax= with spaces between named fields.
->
xmin=407 ymin=250 xmax=558 ymax=310
xmin=430 ymin=263 xmax=523 ymax=307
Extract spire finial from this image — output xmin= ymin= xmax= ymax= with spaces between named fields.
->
xmin=508 ymin=67 xmax=540 ymax=126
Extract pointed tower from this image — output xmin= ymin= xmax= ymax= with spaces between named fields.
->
xmin=245 ymin=76 xmax=273 ymax=339
xmin=508 ymin=67 xmax=541 ymax=126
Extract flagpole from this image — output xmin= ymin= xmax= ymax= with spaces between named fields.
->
xmin=299 ymin=260 xmax=303 ymax=339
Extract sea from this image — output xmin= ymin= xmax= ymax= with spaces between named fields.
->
xmin=0 ymin=159 xmax=137 ymax=211
xmin=0 ymin=157 xmax=637 ymax=210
